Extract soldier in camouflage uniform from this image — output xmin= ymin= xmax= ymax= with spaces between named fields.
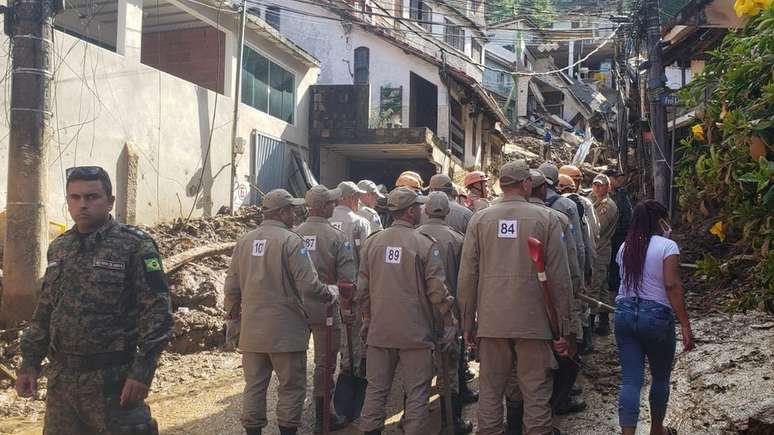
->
xmin=16 ymin=166 xmax=172 ymax=435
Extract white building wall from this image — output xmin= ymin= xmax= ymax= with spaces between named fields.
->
xmin=0 ymin=24 xmax=318 ymax=225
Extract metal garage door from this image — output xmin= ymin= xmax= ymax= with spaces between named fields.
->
xmin=254 ymin=133 xmax=287 ymax=193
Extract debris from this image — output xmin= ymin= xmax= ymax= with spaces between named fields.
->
xmin=0 ymin=363 xmax=15 ymax=382
xmin=165 ymin=242 xmax=236 ymax=274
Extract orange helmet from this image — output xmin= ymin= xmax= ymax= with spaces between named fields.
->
xmin=557 ymin=174 xmax=576 ymax=192
xmin=395 ymin=171 xmax=423 ymax=189
xmin=559 ymin=165 xmax=582 ymax=179
xmin=464 ymin=171 xmax=489 ymax=188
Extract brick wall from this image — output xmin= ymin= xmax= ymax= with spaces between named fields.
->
xmin=141 ymin=27 xmax=225 ymax=94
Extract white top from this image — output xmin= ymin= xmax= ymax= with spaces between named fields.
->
xmin=616 ymin=235 xmax=680 ymax=307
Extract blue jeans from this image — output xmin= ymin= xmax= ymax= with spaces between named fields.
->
xmin=614 ymin=297 xmax=676 ymax=428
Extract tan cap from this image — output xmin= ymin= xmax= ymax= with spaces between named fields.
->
xmin=262 ymin=188 xmax=305 ymax=212
xmin=357 ymin=180 xmax=385 ymax=198
xmin=305 ymin=184 xmax=342 ymax=209
xmin=499 ymin=160 xmax=530 ymax=185
xmin=429 ymin=174 xmax=453 ymax=190
xmin=593 ymin=174 xmax=610 ymax=185
xmin=530 ymin=169 xmax=548 ymax=188
xmin=387 ymin=186 xmax=429 ymax=211
xmin=338 ymin=181 xmax=366 ymax=197
xmin=538 ymin=162 xmax=558 ymax=185
xmin=425 ymin=191 xmax=450 ymax=217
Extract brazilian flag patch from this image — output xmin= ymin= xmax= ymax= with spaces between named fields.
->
xmin=144 ymin=257 xmax=162 ymax=272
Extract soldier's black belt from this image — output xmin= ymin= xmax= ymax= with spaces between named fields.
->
xmin=51 ymin=350 xmax=134 ymax=372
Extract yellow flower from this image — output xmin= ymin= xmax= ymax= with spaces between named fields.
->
xmin=709 ymin=221 xmax=727 ymax=242
xmin=734 ymin=0 xmax=769 ymax=16
xmin=692 ymin=124 xmax=705 ymax=141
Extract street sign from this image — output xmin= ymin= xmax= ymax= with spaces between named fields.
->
xmin=661 ymin=94 xmax=681 ymax=106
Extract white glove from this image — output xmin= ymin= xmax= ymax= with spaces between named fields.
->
xmin=326 ymin=284 xmax=340 ymax=303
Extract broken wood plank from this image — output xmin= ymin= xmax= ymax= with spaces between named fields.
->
xmin=165 ymin=242 xmax=236 ymax=274
xmin=0 ymin=363 xmax=16 ymax=382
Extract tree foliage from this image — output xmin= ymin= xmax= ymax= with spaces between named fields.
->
xmin=487 ymin=0 xmax=557 ymax=28
xmin=676 ymin=5 xmax=774 ymax=312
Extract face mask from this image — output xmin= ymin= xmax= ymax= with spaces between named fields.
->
xmin=659 ymin=219 xmax=672 ymax=238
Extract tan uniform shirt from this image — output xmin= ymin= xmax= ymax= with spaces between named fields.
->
xmin=457 ymin=195 xmax=573 ymax=340
xmin=295 ymin=216 xmax=356 ymax=327
xmin=417 ymin=218 xmax=465 ymax=294
xmin=224 ymin=219 xmax=330 ymax=353
xmin=357 ymin=206 xmax=383 ymax=233
xmin=355 ymin=220 xmax=455 ymax=349
xmin=331 ymin=205 xmax=371 ymax=270
xmin=593 ymin=195 xmax=619 ymax=252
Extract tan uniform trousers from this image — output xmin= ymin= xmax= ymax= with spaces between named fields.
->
xmin=340 ymin=305 xmax=364 ymax=376
xmin=359 ymin=346 xmax=433 ymax=435
xmin=311 ymin=323 xmax=342 ymax=399
xmin=478 ymin=338 xmax=557 ymax=435
xmin=241 ymin=351 xmax=306 ymax=429
xmin=590 ymin=245 xmax=613 ymax=314
xmin=435 ymin=340 xmax=460 ymax=394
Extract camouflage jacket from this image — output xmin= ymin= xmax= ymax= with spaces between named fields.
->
xmin=20 ymin=218 xmax=173 ymax=386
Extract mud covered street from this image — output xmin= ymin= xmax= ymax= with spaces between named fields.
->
xmin=2 ymin=307 xmax=772 ymax=434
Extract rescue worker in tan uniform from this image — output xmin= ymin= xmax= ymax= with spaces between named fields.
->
xmin=357 ymin=187 xmax=457 ymax=435
xmin=331 ymin=181 xmax=371 ymax=376
xmin=420 ymin=174 xmax=473 ymax=234
xmin=295 ymin=185 xmax=355 ymax=432
xmin=527 ymin=171 xmax=586 ymax=416
xmin=590 ymin=174 xmax=618 ymax=336
xmin=417 ymin=192 xmax=473 ymax=435
xmin=224 ymin=189 xmax=338 ymax=435
xmin=458 ymin=160 xmax=574 ymax=435
xmin=357 ymin=180 xmax=385 ymax=232
xmin=464 ymin=171 xmax=491 ymax=212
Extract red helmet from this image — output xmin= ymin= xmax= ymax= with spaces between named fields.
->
xmin=464 ymin=171 xmax=489 ymax=188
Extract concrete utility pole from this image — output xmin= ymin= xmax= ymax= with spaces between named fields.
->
xmin=228 ymin=3 xmax=247 ymax=214
xmin=644 ymin=0 xmax=669 ymax=206
xmin=615 ymin=22 xmax=629 ymax=173
xmin=1 ymin=0 xmax=57 ymax=326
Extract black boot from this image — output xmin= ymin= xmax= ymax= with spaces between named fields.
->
xmin=580 ymin=326 xmax=594 ymax=355
xmin=554 ymin=395 xmax=588 ymax=415
xmin=458 ymin=382 xmax=479 ymax=404
xmin=452 ymin=394 xmax=473 ymax=435
xmin=278 ymin=427 xmax=297 ymax=435
xmin=505 ymin=400 xmax=523 ymax=435
xmin=314 ymin=398 xmax=348 ymax=433
xmin=245 ymin=428 xmax=261 ymax=435
xmin=595 ymin=312 xmax=610 ymax=336
xmin=364 ymin=429 xmax=383 ymax=435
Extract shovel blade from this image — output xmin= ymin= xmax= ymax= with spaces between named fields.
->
xmin=334 ymin=372 xmax=368 ymax=421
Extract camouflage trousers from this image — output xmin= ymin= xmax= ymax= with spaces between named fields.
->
xmin=44 ymin=363 xmax=156 ymax=435
xmin=590 ymin=245 xmax=613 ymax=314
xmin=339 ymin=304 xmax=364 ymax=377
xmin=433 ymin=338 xmax=461 ymax=395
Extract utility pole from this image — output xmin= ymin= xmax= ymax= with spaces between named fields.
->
xmin=1 ymin=0 xmax=57 ymax=326
xmin=615 ymin=21 xmax=629 ymax=173
xmin=644 ymin=0 xmax=669 ymax=206
xmin=228 ymin=3 xmax=247 ymax=214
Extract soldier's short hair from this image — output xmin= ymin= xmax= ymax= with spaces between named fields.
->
xmin=65 ymin=166 xmax=113 ymax=197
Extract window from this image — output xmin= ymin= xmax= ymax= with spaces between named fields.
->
xmin=471 ymin=39 xmax=482 ymax=63
xmin=444 ymin=19 xmax=464 ymax=51
xmin=449 ymin=98 xmax=465 ymax=160
xmin=242 ymin=46 xmax=295 ymax=123
xmin=266 ymin=6 xmax=280 ymax=31
xmin=410 ymin=0 xmax=432 ymax=31
xmin=354 ymin=47 xmax=370 ymax=85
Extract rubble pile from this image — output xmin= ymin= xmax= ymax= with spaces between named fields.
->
xmin=146 ymin=207 xmax=263 ymax=354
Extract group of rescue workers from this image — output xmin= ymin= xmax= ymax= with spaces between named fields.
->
xmin=225 ymin=158 xmax=632 ymax=435
xmin=14 ymin=160 xmax=632 ymax=435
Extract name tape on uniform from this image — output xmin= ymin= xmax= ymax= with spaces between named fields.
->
xmin=252 ymin=240 xmax=267 ymax=256
xmin=303 ymin=236 xmax=317 ymax=251
xmin=331 ymin=222 xmax=343 ymax=230
xmin=385 ymin=246 xmax=402 ymax=264
xmin=498 ymin=219 xmax=518 ymax=239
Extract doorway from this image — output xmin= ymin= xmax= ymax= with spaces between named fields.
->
xmin=409 ymin=72 xmax=438 ymax=134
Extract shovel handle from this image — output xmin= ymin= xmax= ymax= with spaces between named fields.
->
xmin=323 ymin=304 xmax=333 ymax=435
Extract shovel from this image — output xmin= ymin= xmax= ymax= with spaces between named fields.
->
xmin=333 ymin=282 xmax=368 ymax=421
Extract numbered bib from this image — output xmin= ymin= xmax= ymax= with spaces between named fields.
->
xmin=331 ymin=222 xmax=343 ymax=231
xmin=497 ymin=220 xmax=518 ymax=239
xmin=385 ymin=246 xmax=402 ymax=264
xmin=303 ymin=236 xmax=317 ymax=251
xmin=252 ymin=240 xmax=267 ymax=256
